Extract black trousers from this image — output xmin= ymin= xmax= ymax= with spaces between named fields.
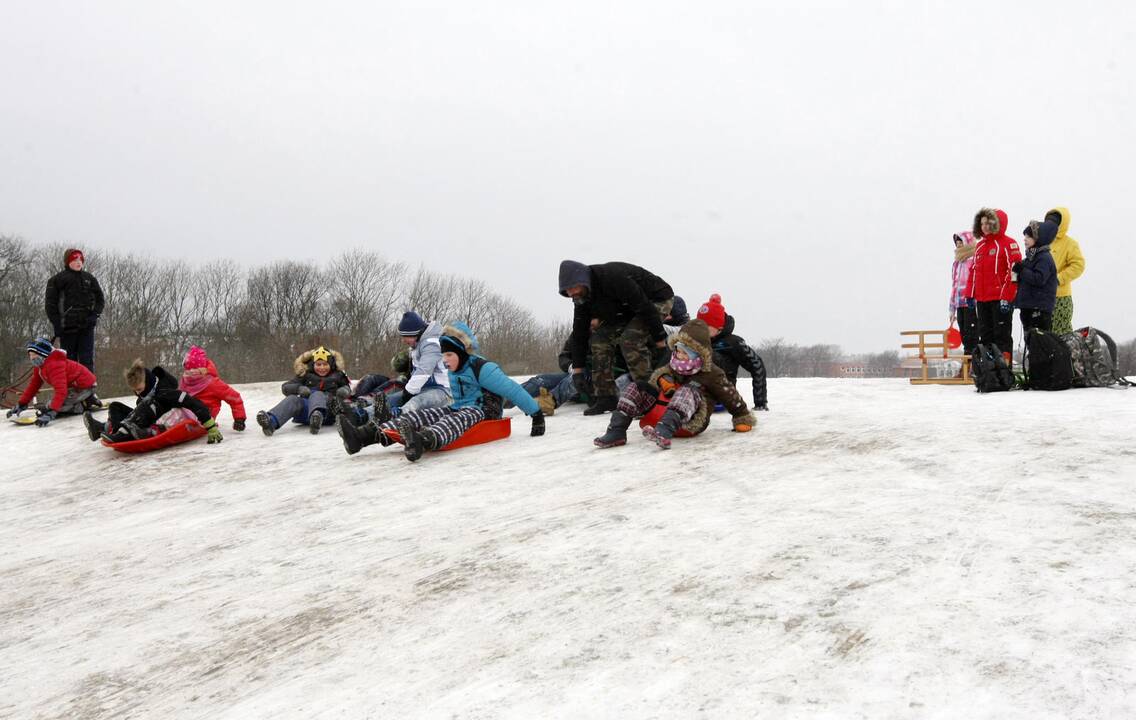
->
xmin=975 ymin=300 xmax=1014 ymax=355
xmin=955 ymin=306 xmax=980 ymax=355
xmin=1020 ymin=308 xmax=1053 ymax=334
xmin=59 ymin=327 xmax=96 ymax=373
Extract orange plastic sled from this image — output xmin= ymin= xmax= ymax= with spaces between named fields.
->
xmin=101 ymin=418 xmax=208 ymax=454
xmin=639 ymin=391 xmax=695 ymax=439
xmin=381 ymin=417 xmax=512 ymax=451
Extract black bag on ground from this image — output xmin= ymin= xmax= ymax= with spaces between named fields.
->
xmin=1023 ymin=329 xmax=1074 ymax=391
xmin=1061 ymin=327 xmax=1136 ymax=388
xmin=971 ymin=343 xmax=1015 ymax=393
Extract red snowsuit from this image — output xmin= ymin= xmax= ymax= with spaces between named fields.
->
xmin=18 ymin=349 xmax=97 ymax=412
xmin=968 ymin=209 xmax=1022 ymax=303
xmin=180 ymin=360 xmax=246 ymax=421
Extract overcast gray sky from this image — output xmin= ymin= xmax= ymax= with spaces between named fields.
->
xmin=3 ymin=0 xmax=1133 ymax=352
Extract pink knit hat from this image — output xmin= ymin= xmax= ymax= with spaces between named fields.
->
xmin=183 ymin=345 xmax=209 ymax=370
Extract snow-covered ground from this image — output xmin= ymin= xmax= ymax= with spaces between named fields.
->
xmin=3 ymin=378 xmax=1136 ymax=719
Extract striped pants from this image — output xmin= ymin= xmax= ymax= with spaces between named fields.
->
xmin=378 ymin=405 xmax=486 ymax=448
xmin=617 ymin=380 xmax=701 ymax=423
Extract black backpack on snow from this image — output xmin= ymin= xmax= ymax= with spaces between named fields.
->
xmin=1060 ymin=327 xmax=1136 ymax=388
xmin=971 ymin=343 xmax=1015 ymax=393
xmin=1023 ymin=329 xmax=1074 ymax=391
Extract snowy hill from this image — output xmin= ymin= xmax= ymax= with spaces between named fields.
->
xmin=3 ymin=378 xmax=1136 ymax=719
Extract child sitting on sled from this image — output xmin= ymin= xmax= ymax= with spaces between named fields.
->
xmin=85 ymin=359 xmax=221 ymax=444
xmin=255 ymin=346 xmax=350 ymax=436
xmin=180 ymin=346 xmax=247 ymax=431
xmin=337 ymin=322 xmax=544 ymax=461
xmin=594 ymin=318 xmax=755 ymax=450
xmin=6 ymin=337 xmax=100 ymax=427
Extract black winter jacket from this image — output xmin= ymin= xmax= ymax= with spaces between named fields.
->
xmin=710 ymin=315 xmax=768 ymax=407
xmin=134 ymin=366 xmax=212 ymax=425
xmin=560 ymin=261 xmax=673 ymax=368
xmin=46 ymin=267 xmax=105 ymax=334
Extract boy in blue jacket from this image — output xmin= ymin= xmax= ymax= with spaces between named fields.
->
xmin=1013 ymin=220 xmax=1059 ymax=333
xmin=337 ymin=323 xmax=545 ymax=461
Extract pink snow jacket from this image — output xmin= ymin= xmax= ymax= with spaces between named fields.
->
xmin=949 ymin=231 xmax=976 ymax=313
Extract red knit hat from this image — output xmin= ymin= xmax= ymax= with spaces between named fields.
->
xmin=66 ymin=249 xmax=85 ymax=265
xmin=183 ymin=345 xmax=209 ymax=370
xmin=697 ymin=293 xmax=727 ymax=330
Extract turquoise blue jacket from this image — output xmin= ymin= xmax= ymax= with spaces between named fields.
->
xmin=443 ymin=321 xmax=539 ymax=416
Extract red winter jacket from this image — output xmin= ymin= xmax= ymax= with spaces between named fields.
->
xmin=18 ymin=349 xmax=97 ymax=412
xmin=193 ymin=377 xmax=246 ymax=421
xmin=968 ymin=209 xmax=1022 ymax=303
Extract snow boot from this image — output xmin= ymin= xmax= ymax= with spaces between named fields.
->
xmin=338 ymin=415 xmax=380 ymax=455
xmin=399 ymin=419 xmax=439 ymax=462
xmin=642 ymin=410 xmax=680 ymax=450
xmin=82 ymin=393 xmax=104 ymax=412
xmin=120 ymin=419 xmax=149 ymax=440
xmin=594 ymin=410 xmax=632 ymax=448
xmin=83 ymin=411 xmax=104 ymax=442
xmin=309 ymin=409 xmax=325 ymax=435
xmin=583 ymin=396 xmax=618 ymax=416
xmin=256 ymin=410 xmax=278 ymax=436
xmin=371 ymin=392 xmax=392 ymax=424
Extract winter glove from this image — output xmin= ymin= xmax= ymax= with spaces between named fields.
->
xmin=87 ymin=314 xmax=100 ymax=329
xmin=1011 ymin=261 xmax=1023 ymax=274
xmin=965 ymin=297 xmax=976 ymax=309
xmin=999 ymin=300 xmax=1013 ymax=314
xmin=399 ymin=389 xmax=413 ymax=406
xmin=298 ymin=386 xmax=312 ymax=398
xmin=5 ymin=404 xmax=25 ymax=418
xmin=35 ymin=410 xmax=57 ymax=427
xmin=203 ymin=418 xmax=223 ymax=444
xmin=232 ymin=418 xmax=246 ymax=431
xmin=530 ymin=411 xmax=546 ymax=437
xmin=571 ymin=372 xmax=590 ymax=399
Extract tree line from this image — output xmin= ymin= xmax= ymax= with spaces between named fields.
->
xmin=4 ymin=235 xmax=1130 ymax=396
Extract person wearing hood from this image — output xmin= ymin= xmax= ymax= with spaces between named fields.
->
xmin=968 ymin=208 xmax=1022 ymax=363
xmin=255 ymin=346 xmax=350 ymax=436
xmin=338 ymin=322 xmax=544 ymax=461
xmin=6 ymin=337 xmax=99 ymax=426
xmin=593 ymin=318 xmax=756 ymax=450
xmin=1013 ymin=221 xmax=1059 ymax=333
xmin=44 ymin=248 xmax=104 ymax=374
xmin=697 ymin=294 xmax=769 ymax=411
xmin=87 ymin=359 xmax=220 ymax=444
xmin=950 ymin=231 xmax=979 ymax=356
xmin=1043 ymin=207 xmax=1086 ymax=334
xmin=179 ymin=346 xmax=247 ymax=431
xmin=558 ymin=260 xmax=674 ymax=415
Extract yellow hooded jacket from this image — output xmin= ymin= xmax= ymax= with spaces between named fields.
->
xmin=1047 ymin=206 xmax=1085 ymax=297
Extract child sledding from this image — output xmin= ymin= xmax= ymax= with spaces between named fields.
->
xmin=180 ymin=346 xmax=247 ymax=431
xmin=593 ymin=318 xmax=756 ymax=450
xmin=255 ymin=346 xmax=350 ymax=436
xmin=85 ymin=359 xmax=222 ymax=445
xmin=337 ymin=323 xmax=544 ymax=461
xmin=6 ymin=337 xmax=100 ymax=426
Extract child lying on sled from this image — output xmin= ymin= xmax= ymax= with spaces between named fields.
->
xmin=593 ymin=318 xmax=755 ymax=450
xmin=6 ymin=337 xmax=99 ymax=427
xmin=337 ymin=322 xmax=544 ymax=461
xmin=84 ymin=359 xmax=221 ymax=444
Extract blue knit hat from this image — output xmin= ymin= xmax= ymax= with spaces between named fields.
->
xmin=398 ymin=311 xmax=428 ymax=337
xmin=26 ymin=337 xmax=54 ymax=357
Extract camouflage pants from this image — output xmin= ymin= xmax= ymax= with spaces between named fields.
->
xmin=1051 ymin=296 xmax=1074 ymax=335
xmin=590 ymin=298 xmax=673 ymax=398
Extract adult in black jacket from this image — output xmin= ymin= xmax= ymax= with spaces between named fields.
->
xmin=45 ymin=248 xmax=104 ymax=373
xmin=559 ymin=260 xmax=674 ymax=414
xmin=87 ymin=360 xmax=221 ymax=444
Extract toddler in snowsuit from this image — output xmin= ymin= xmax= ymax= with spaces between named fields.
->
xmin=6 ymin=337 xmax=99 ymax=427
xmin=697 ymin=294 xmax=769 ymax=411
xmin=338 ymin=322 xmax=545 ymax=461
xmin=594 ymin=319 xmax=756 ymax=450
xmin=180 ymin=346 xmax=247 ymax=431
xmin=256 ymin=346 xmax=349 ymax=436
xmin=86 ymin=359 xmax=221 ymax=444
xmin=1013 ymin=220 xmax=1059 ymax=333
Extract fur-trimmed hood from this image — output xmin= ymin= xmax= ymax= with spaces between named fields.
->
xmin=293 ymin=348 xmax=346 ymax=376
xmin=440 ymin=322 xmax=480 ymax=354
xmin=667 ymin=319 xmax=715 ymax=367
xmin=973 ymin=208 xmax=1008 ymax=238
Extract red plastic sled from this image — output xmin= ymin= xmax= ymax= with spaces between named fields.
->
xmin=382 ymin=417 xmax=512 ymax=451
xmin=639 ymin=390 xmax=695 ymax=439
xmin=100 ymin=418 xmax=208 ymax=454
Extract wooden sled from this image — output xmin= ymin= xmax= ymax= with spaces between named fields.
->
xmin=382 ymin=417 xmax=512 ymax=451
xmin=902 ymin=329 xmax=973 ymax=385
xmin=101 ymin=418 xmax=208 ymax=454
xmin=381 ymin=415 xmax=511 ymax=449
xmin=638 ymin=391 xmax=695 ymax=438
